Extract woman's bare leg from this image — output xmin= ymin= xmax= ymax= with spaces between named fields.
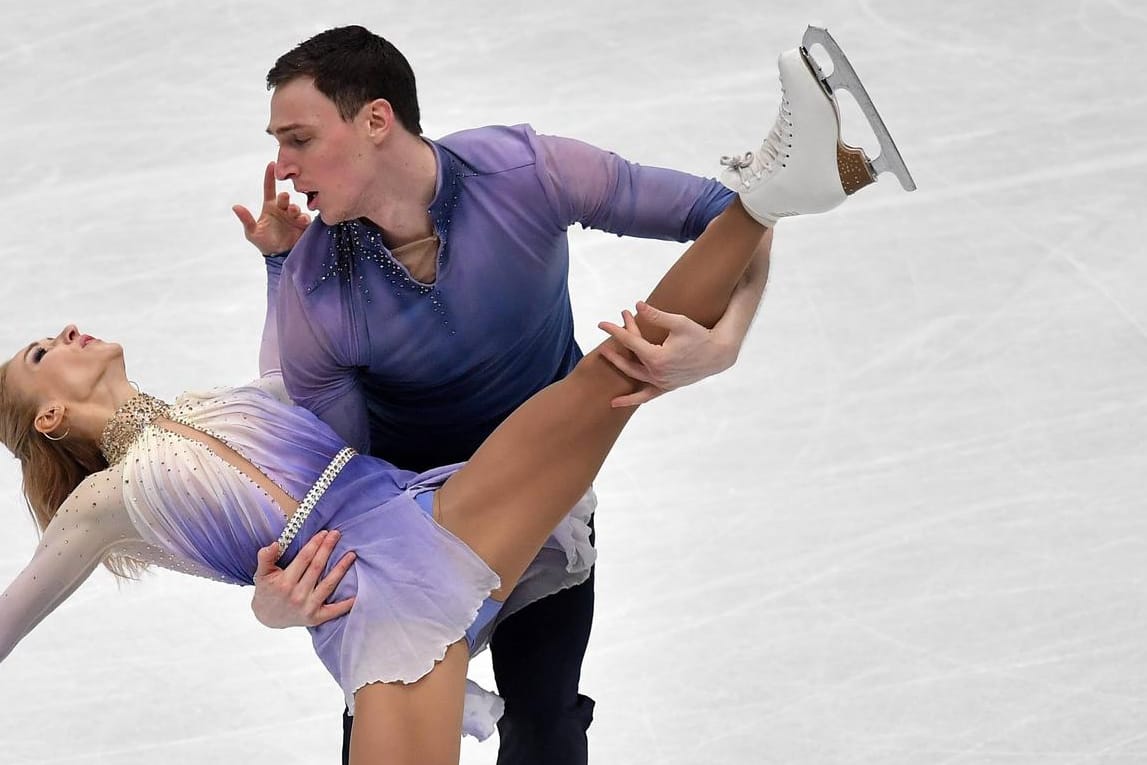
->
xmin=436 ymin=199 xmax=767 ymax=596
xmin=349 ymin=640 xmax=470 ymax=765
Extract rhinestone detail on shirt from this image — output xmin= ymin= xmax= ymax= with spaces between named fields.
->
xmin=301 ymin=144 xmax=466 ymax=335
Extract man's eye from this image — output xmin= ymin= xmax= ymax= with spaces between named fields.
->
xmin=32 ymin=347 xmax=46 ymax=363
xmin=290 ymin=137 xmax=311 ymax=147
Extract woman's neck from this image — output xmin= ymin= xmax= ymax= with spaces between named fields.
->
xmin=69 ymin=380 xmax=142 ymax=445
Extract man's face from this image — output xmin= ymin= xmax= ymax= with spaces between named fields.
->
xmin=267 ymin=78 xmax=374 ymax=225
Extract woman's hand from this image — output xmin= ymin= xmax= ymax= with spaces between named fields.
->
xmin=251 ymin=529 xmax=356 ymax=628
xmin=232 ymin=161 xmax=311 ymax=256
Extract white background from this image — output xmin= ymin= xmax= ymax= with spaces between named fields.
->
xmin=1 ymin=1 xmax=1145 ymax=762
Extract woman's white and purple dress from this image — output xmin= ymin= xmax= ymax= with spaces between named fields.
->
xmin=0 ymin=376 xmax=595 ymax=740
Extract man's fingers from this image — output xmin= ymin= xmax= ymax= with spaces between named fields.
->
xmin=276 ymin=191 xmax=291 ymax=210
xmin=622 ymin=309 xmax=641 ymax=333
xmin=611 ymin=384 xmax=662 ymax=408
xmin=315 ymin=597 xmax=356 ymax=624
xmin=298 ymin=530 xmax=340 ymax=591
xmin=282 ymin=530 xmax=326 ymax=580
xmin=263 ymin=161 xmax=277 ymax=202
xmin=232 ymin=205 xmax=257 ymax=235
xmin=598 ymin=317 xmax=655 ymax=357
xmin=254 ymin=542 xmax=281 ymax=578
xmin=621 ymin=309 xmax=659 ymax=345
xmin=635 ymin=301 xmax=691 ymax=331
xmin=315 ymin=551 xmax=356 ymax=599
xmin=598 ymin=342 xmax=655 ymax=384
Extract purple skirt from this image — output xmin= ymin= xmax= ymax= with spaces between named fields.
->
xmin=283 ymin=455 xmax=595 ymax=740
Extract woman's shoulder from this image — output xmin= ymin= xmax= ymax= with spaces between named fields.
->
xmin=67 ymin=464 xmax=126 ymax=512
xmin=50 ymin=464 xmax=136 ymax=548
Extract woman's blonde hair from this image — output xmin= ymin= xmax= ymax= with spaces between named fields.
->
xmin=0 ymin=359 xmax=144 ymax=578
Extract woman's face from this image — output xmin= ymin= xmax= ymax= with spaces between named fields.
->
xmin=5 ymin=325 xmax=126 ymax=413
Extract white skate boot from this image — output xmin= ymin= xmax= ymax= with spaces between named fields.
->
xmin=721 ymin=26 xmax=916 ymax=227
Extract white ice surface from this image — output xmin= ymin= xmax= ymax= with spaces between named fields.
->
xmin=1 ymin=1 xmax=1145 ymax=763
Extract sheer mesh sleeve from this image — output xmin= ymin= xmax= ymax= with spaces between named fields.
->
xmin=259 ymin=253 xmax=288 ymax=378
xmin=276 ymin=267 xmax=371 ymax=452
xmin=528 ymin=130 xmax=734 ymax=242
xmin=240 ymin=253 xmax=294 ymax=406
xmin=0 ymin=468 xmax=141 ymax=663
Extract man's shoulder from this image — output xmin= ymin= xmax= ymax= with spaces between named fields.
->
xmin=434 ymin=124 xmax=543 ymax=175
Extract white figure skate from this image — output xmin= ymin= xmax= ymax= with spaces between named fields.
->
xmin=721 ymin=26 xmax=916 ymax=227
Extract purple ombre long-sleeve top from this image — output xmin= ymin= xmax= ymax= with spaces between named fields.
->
xmin=264 ymin=124 xmax=734 ymax=471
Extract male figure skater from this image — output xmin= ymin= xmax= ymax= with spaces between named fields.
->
xmin=235 ymin=24 xmax=771 ymax=765
xmin=238 ymin=20 xmax=917 ymax=763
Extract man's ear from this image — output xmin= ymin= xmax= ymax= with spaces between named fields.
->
xmin=364 ymin=98 xmax=397 ymax=144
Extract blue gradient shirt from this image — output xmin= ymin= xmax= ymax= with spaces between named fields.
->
xmin=266 ymin=124 xmax=733 ymax=471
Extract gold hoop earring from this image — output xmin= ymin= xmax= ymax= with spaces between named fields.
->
xmin=44 ymin=429 xmax=69 ymax=442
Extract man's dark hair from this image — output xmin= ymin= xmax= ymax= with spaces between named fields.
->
xmin=267 ymin=25 xmax=422 ymax=134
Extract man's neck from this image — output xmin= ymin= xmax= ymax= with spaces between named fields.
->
xmin=360 ymin=134 xmax=439 ymax=248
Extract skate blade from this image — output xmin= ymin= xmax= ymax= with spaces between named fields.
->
xmin=800 ymin=26 xmax=917 ymax=192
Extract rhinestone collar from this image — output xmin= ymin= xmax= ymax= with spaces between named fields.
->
xmin=98 ymin=392 xmax=172 ymax=465
xmin=302 ymin=139 xmax=468 ymax=296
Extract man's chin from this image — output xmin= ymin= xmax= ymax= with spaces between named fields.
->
xmin=318 ymin=208 xmax=346 ymax=225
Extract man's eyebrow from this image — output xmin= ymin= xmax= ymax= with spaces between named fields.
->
xmin=266 ymin=123 xmax=306 ymax=136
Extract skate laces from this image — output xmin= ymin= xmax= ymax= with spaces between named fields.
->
xmin=720 ymin=91 xmax=793 ymax=189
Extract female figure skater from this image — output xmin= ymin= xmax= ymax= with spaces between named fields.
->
xmin=0 ymin=33 xmax=912 ymax=764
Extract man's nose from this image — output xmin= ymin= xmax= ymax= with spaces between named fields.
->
xmin=274 ymin=155 xmax=296 ymax=181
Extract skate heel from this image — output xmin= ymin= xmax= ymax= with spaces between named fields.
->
xmin=837 ymin=135 xmax=878 ymax=194
xmin=801 ymin=26 xmax=917 ymax=192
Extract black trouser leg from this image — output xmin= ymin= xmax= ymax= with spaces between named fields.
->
xmin=491 ymin=559 xmax=595 ymax=765
xmin=342 ymin=707 xmax=353 ymax=765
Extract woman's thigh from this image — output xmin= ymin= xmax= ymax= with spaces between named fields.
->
xmin=435 ymin=356 xmax=630 ymax=598
xmin=349 ymin=640 xmax=470 ymax=765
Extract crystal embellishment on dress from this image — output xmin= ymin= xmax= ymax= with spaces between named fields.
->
xmin=98 ymin=392 xmax=172 ymax=465
xmin=275 ymin=446 xmax=357 ymax=561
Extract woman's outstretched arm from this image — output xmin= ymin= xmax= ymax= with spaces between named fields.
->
xmin=0 ymin=473 xmax=136 ymax=662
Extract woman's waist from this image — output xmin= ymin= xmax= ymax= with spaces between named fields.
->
xmin=274 ymin=450 xmax=422 ymax=565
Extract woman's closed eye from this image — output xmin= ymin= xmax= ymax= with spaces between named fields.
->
xmin=32 ymin=346 xmax=47 ymax=363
